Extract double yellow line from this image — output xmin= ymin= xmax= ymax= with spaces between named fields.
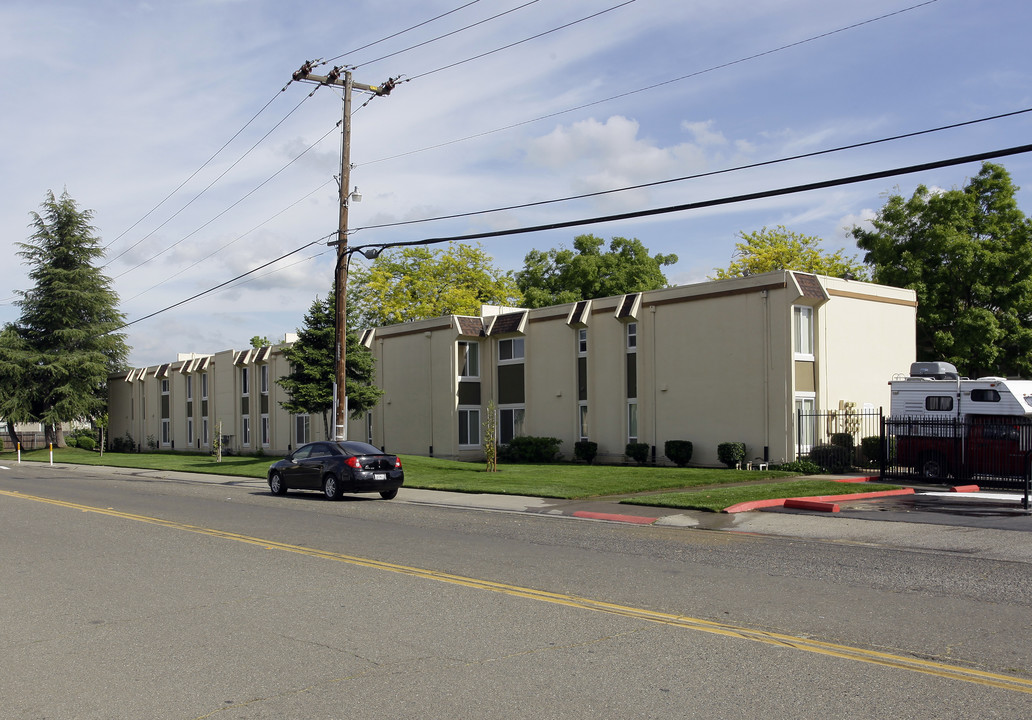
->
xmin=4 ymin=488 xmax=1031 ymax=694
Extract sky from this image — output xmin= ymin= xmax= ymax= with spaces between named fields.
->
xmin=1 ymin=0 xmax=1030 ymax=368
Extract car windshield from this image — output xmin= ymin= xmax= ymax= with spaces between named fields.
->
xmin=335 ymin=441 xmax=383 ymax=456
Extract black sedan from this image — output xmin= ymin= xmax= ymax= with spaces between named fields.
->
xmin=267 ymin=441 xmax=404 ymax=500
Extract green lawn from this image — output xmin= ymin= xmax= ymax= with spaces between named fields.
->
xmin=621 ymin=479 xmax=904 ymax=513
xmin=5 ymin=447 xmax=802 ymax=500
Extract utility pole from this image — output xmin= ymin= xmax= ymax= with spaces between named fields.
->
xmin=292 ymin=63 xmax=396 ymax=441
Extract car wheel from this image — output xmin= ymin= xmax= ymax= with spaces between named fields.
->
xmin=269 ymin=472 xmax=288 ymax=496
xmin=323 ymin=474 xmax=343 ymax=500
xmin=379 ymin=488 xmax=398 ymax=500
xmin=919 ymin=454 xmax=946 ymax=481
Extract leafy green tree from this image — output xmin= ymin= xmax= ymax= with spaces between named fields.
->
xmin=515 ymin=234 xmax=678 ymax=308
xmin=711 ymin=226 xmax=868 ymax=280
xmin=5 ymin=190 xmax=129 ymax=446
xmin=278 ymin=291 xmax=383 ymax=439
xmin=348 ymin=243 xmax=522 ymax=328
xmin=249 ymin=335 xmax=272 ymax=348
xmin=853 ymin=162 xmax=1032 ymax=378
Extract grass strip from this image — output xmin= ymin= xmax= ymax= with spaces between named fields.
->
xmin=620 ymin=480 xmax=904 ymax=513
xmin=5 ymin=447 xmax=799 ymax=500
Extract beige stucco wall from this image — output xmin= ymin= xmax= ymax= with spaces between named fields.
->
xmin=108 ymin=343 xmax=301 ymax=456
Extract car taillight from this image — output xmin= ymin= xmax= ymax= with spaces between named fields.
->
xmin=394 ymin=457 xmax=402 ymax=469
xmin=345 ymin=456 xmax=362 ymax=469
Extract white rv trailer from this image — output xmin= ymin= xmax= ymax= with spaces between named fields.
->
xmin=890 ymin=361 xmax=1032 ymax=419
xmin=889 ymin=362 xmax=1032 ymax=480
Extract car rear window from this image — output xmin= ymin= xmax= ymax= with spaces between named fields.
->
xmin=336 ymin=441 xmax=383 ymax=455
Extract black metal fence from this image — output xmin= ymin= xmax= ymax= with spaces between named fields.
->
xmin=882 ymin=415 xmax=1032 ymax=491
xmin=796 ymin=410 xmax=884 ymax=471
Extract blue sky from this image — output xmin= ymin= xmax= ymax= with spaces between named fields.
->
xmin=1 ymin=0 xmax=1030 ymax=366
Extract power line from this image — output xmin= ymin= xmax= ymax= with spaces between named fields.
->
xmin=113 ymin=143 xmax=1032 ymax=331
xmin=111 ymin=120 xmax=340 ymax=279
xmin=359 ymin=0 xmax=941 ymax=168
xmin=404 ymin=0 xmax=637 ymax=82
xmin=124 ymin=179 xmax=337 ymax=303
xmin=103 ymin=85 xmax=293 ymax=252
xmin=318 ymin=0 xmax=484 ymax=67
xmin=350 ymin=107 xmax=1032 ymax=233
xmin=351 ymin=0 xmax=542 ymax=69
xmin=104 ymin=91 xmax=318 ymax=268
xmin=113 ymin=235 xmax=334 ymax=332
xmin=357 ymin=143 xmax=1032 ymax=252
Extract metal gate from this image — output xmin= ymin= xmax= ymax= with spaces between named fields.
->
xmin=796 ymin=410 xmax=883 ymax=471
xmin=881 ymin=415 xmax=1032 ymax=491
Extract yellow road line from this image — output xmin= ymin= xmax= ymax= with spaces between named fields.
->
xmin=5 ymin=488 xmax=1031 ymax=694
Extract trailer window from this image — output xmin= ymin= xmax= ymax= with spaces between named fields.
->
xmin=971 ymin=389 xmax=1001 ymax=402
xmin=925 ymin=396 xmax=953 ymax=411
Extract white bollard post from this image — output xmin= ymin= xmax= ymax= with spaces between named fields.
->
xmin=49 ymin=443 xmax=53 ymax=466
xmin=17 ymin=442 xmax=21 ymax=464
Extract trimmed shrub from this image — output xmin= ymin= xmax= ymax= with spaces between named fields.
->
xmin=110 ymin=433 xmax=136 ymax=453
xmin=830 ymin=433 xmax=854 ymax=449
xmin=625 ymin=442 xmax=650 ymax=465
xmin=777 ymin=460 xmax=823 ymax=475
xmin=76 ymin=436 xmax=96 ymax=451
xmin=497 ymin=436 xmax=562 ymax=463
xmin=861 ymin=435 xmax=881 ymax=463
xmin=717 ymin=442 xmax=747 ymax=469
xmin=809 ymin=443 xmax=852 ymax=473
xmin=574 ymin=441 xmax=598 ymax=464
xmin=664 ymin=440 xmax=693 ymax=467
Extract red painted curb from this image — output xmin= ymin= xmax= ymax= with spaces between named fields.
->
xmin=784 ymin=498 xmax=840 ymax=512
xmin=573 ymin=511 xmax=657 ymax=525
xmin=724 ymin=487 xmax=915 ymax=514
xmin=832 ymin=476 xmax=880 ymax=483
xmin=950 ymin=485 xmax=980 ymax=493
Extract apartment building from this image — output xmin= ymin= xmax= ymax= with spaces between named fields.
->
xmin=355 ymin=271 xmax=916 ymax=466
xmin=108 ymin=271 xmax=916 ymax=466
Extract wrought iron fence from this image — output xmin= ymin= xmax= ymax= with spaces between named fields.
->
xmin=882 ymin=415 xmax=1032 ymax=490
xmin=796 ymin=410 xmax=884 ymax=471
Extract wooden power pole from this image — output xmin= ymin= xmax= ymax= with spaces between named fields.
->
xmin=291 ymin=63 xmax=396 ymax=440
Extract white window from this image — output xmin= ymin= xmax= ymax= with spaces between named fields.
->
xmin=578 ymin=328 xmax=588 ymax=355
xmin=260 ymin=364 xmax=269 ymax=394
xmin=186 ymin=375 xmax=193 ymax=401
xmin=498 ymin=337 xmax=525 ymax=362
xmin=161 ymin=419 xmax=171 ymax=446
xmin=201 ymin=373 xmax=209 ymax=399
xmin=499 ymin=406 xmax=525 ymax=445
xmin=627 ymin=401 xmax=638 ymax=443
xmin=187 ymin=417 xmax=194 ymax=446
xmin=242 ymin=416 xmax=251 ymax=447
xmin=626 ymin=322 xmax=637 ymax=352
xmin=795 ymin=394 xmax=817 ymax=453
xmin=261 ymin=414 xmax=270 ymax=447
xmin=459 ymin=407 xmax=481 ymax=447
xmin=295 ymin=414 xmax=311 ymax=445
xmin=161 ymin=379 xmax=169 ymax=395
xmin=202 ymin=418 xmax=209 ymax=446
xmin=578 ymin=402 xmax=589 ymax=441
xmin=241 ymin=367 xmax=250 ymax=396
xmin=793 ymin=306 xmax=814 ymax=360
xmin=366 ymin=412 xmax=374 ymax=445
xmin=458 ymin=341 xmax=480 ymax=379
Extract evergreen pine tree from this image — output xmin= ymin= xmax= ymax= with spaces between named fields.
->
xmin=5 ymin=190 xmax=130 ymax=445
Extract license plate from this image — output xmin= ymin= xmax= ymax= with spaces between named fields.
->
xmin=374 ymin=473 xmax=387 ymax=481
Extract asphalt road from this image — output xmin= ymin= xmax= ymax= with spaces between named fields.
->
xmin=3 ymin=462 xmax=1032 ymax=719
